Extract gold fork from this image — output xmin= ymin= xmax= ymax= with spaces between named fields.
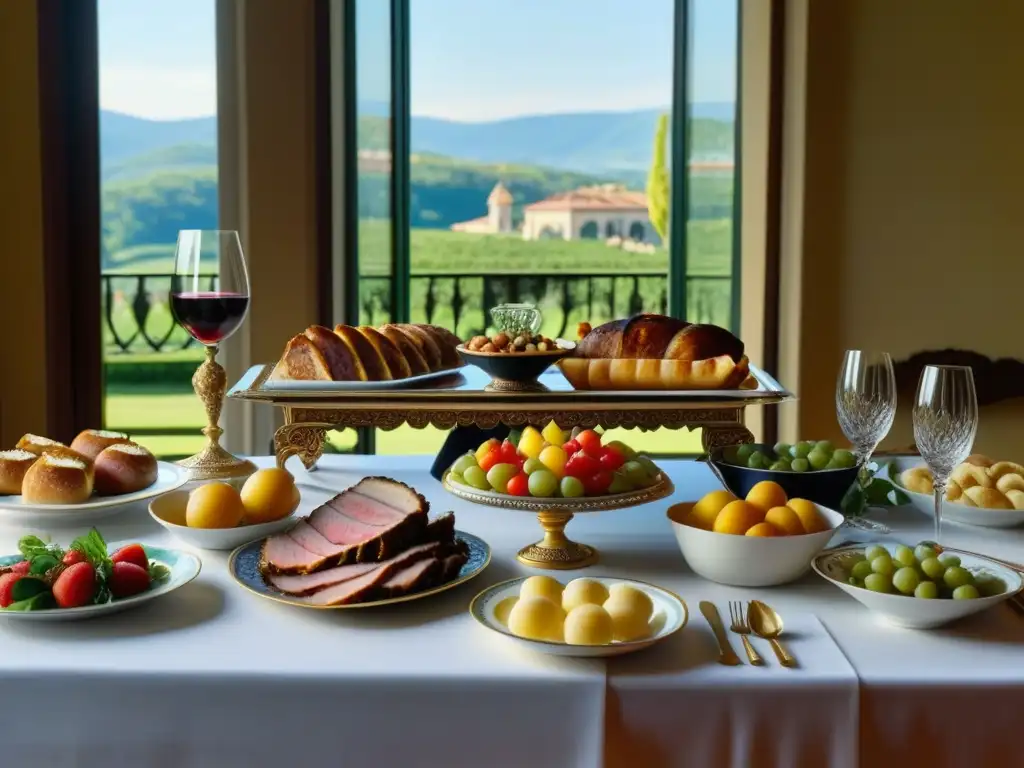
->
xmin=728 ymin=600 xmax=764 ymax=666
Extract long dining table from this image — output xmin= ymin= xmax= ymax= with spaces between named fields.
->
xmin=0 ymin=454 xmax=1021 ymax=768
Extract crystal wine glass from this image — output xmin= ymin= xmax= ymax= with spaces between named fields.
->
xmin=912 ymin=365 xmax=978 ymax=544
xmin=170 ymin=230 xmax=256 ymax=481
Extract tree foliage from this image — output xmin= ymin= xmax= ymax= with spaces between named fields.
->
xmin=646 ymin=113 xmax=670 ymax=243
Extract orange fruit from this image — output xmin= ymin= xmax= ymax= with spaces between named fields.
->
xmin=692 ymin=489 xmax=737 ymax=529
xmin=713 ymin=500 xmax=765 ymax=535
xmin=787 ymin=498 xmax=830 ymax=534
xmin=241 ymin=468 xmax=301 ymax=524
xmin=745 ymin=480 xmax=788 ymax=512
xmin=186 ymin=482 xmax=245 ymax=529
xmin=764 ymin=505 xmax=805 ymax=536
xmin=745 ymin=522 xmax=781 ymax=537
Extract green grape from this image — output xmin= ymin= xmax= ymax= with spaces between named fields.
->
xmin=636 ymin=455 xmax=660 ymax=476
xmin=864 ymin=573 xmax=892 ymax=593
xmin=622 ymin=461 xmax=652 ymax=487
xmin=815 ymin=440 xmax=835 ymax=455
xmin=486 ymin=463 xmax=519 ymax=493
xmin=943 ymin=566 xmax=974 ymax=590
xmin=864 ymin=545 xmax=888 ymax=562
xmin=605 ymin=440 xmax=636 ymax=459
xmin=939 ymin=553 xmax=961 ymax=568
xmin=769 ymin=461 xmax=791 ymax=472
xmin=826 ymin=457 xmax=842 ymax=470
xmin=871 ymin=556 xmax=896 ymax=577
xmin=463 ymin=466 xmax=491 ymax=491
xmin=893 ymin=567 xmax=921 ymax=595
xmin=914 ymin=544 xmax=938 ymax=563
xmin=920 ymin=557 xmax=945 ymax=580
xmin=791 ymin=458 xmax=810 ymax=472
xmin=451 ymin=453 xmax=479 ymax=476
xmin=894 ymin=545 xmax=917 ymax=567
xmin=607 ymin=473 xmax=631 ymax=494
xmin=522 ymin=458 xmax=545 ymax=475
xmin=791 ymin=442 xmax=813 ymax=459
xmin=448 ymin=471 xmax=465 ymax=486
xmin=560 ymin=476 xmax=585 ymax=498
xmin=807 ymin=449 xmax=831 ymax=471
xmin=832 ymin=449 xmax=857 ymax=468
xmin=974 ymin=574 xmax=1006 ymax=597
xmin=735 ymin=444 xmax=756 ymax=463
xmin=528 ymin=469 xmax=558 ymax=497
xmin=773 ymin=442 xmax=792 ymax=459
xmin=850 ymin=560 xmax=874 ymax=581
xmin=914 ymin=581 xmax=939 ymax=599
xmin=848 ymin=577 xmax=862 ymax=587
xmin=953 ymin=584 xmax=981 ymax=600
xmin=748 ymin=451 xmax=770 ymax=469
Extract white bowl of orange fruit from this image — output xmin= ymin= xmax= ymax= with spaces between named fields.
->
xmin=667 ymin=481 xmax=844 ymax=587
xmin=149 ymin=468 xmax=300 ymax=550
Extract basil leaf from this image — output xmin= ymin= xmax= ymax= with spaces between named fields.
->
xmin=11 ymin=577 xmax=49 ymax=602
xmin=6 ymin=591 xmax=55 ymax=611
xmin=842 ymin=482 xmax=867 ymax=518
xmin=18 ymin=535 xmax=61 ymax=561
xmin=29 ymin=555 xmax=58 ymax=576
xmin=865 ymin=478 xmax=896 ymax=506
xmin=70 ymin=528 xmax=110 ymax=568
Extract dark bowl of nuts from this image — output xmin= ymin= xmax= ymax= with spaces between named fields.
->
xmin=458 ymin=332 xmax=573 ymax=392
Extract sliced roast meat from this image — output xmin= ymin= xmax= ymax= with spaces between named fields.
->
xmin=424 ymin=511 xmax=456 ymax=543
xmin=266 ymin=541 xmax=443 ymax=596
xmin=379 ymin=558 xmax=441 ymax=597
xmin=350 ymin=476 xmax=428 ymax=516
xmin=329 ymin=490 xmax=408 ymax=526
xmin=260 ymin=533 xmax=333 ymax=575
xmin=307 ymin=504 xmax=388 ymax=546
xmin=287 ymin=520 xmax=350 ymax=558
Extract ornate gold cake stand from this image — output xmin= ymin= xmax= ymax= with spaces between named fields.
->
xmin=441 ymin=472 xmax=675 ymax=570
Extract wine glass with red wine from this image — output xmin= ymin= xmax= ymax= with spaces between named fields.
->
xmin=169 ymin=230 xmax=256 ymax=481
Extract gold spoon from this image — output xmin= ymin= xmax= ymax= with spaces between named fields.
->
xmin=747 ymin=601 xmax=797 ymax=668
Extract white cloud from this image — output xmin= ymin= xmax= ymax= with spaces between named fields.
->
xmin=100 ymin=66 xmax=217 ymax=119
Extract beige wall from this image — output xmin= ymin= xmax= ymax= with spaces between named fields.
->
xmin=780 ymin=0 xmax=1024 ymax=459
xmin=0 ymin=3 xmax=48 ymax=447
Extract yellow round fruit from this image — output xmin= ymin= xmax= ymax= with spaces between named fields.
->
xmin=745 ymin=480 xmax=789 ymax=512
xmin=787 ymin=498 xmax=830 ymax=534
xmin=745 ymin=521 xmax=781 ymax=537
xmin=519 ymin=575 xmax=564 ymax=605
xmin=764 ymin=505 xmax=805 ymax=536
xmin=185 ymin=482 xmax=245 ymax=529
xmin=562 ymin=578 xmax=610 ymax=613
xmin=507 ymin=596 xmax=565 ymax=642
xmin=564 ymin=604 xmax=613 ymax=645
xmin=713 ymin=500 xmax=765 ymax=535
xmin=494 ymin=596 xmax=518 ymax=627
xmin=604 ymin=589 xmax=653 ymax=642
xmin=240 ymin=468 xmax=300 ymax=524
xmin=692 ymin=489 xmax=737 ymax=529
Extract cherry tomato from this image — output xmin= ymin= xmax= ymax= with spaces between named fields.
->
xmin=62 ymin=550 xmax=88 ymax=566
xmin=562 ymin=438 xmax=581 ymax=455
xmin=576 ymin=429 xmax=602 ymax=456
xmin=564 ymin=451 xmax=601 ymax=478
xmin=478 ymin=449 xmax=502 ymax=473
xmin=599 ymin=446 xmax=625 ymax=471
xmin=506 ymin=473 xmax=529 ymax=497
xmin=499 ymin=439 xmax=520 ymax=463
xmin=584 ymin=470 xmax=613 ymax=496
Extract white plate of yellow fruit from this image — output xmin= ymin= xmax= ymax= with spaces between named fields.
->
xmin=469 ymin=575 xmax=687 ymax=657
xmin=890 ymin=454 xmax=1024 ymax=529
xmin=149 ymin=468 xmax=300 ymax=550
xmin=667 ymin=481 xmax=844 ymax=587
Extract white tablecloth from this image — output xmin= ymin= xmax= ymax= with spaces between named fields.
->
xmin=0 ymin=455 xmax=1021 ymax=768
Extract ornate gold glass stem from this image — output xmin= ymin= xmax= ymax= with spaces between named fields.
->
xmin=176 ymin=344 xmax=257 ymax=481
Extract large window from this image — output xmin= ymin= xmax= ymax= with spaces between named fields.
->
xmin=97 ymin=0 xmax=219 ymax=458
xmin=340 ymin=0 xmax=739 ymax=456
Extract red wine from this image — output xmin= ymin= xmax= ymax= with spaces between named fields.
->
xmin=171 ymin=292 xmax=249 ymax=344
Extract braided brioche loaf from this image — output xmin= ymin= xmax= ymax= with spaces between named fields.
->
xmin=558 ymin=314 xmax=751 ymax=390
xmin=272 ymin=323 xmax=463 ymax=382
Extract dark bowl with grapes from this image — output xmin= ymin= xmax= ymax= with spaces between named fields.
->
xmin=708 ymin=441 xmax=861 ymax=511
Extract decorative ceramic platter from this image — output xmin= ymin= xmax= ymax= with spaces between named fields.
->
xmin=884 ymin=456 xmax=1024 ymax=529
xmin=812 ymin=542 xmax=1022 ymax=629
xmin=229 ymin=529 xmax=490 ymax=609
xmin=0 ymin=462 xmax=188 ymax=525
xmin=0 ymin=545 xmax=201 ymax=622
xmin=149 ymin=490 xmax=298 ymax=551
xmin=260 ymin=366 xmax=464 ymax=392
xmin=470 ymin=576 xmax=688 ymax=657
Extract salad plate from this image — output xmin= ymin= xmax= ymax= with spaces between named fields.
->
xmin=0 ymin=544 xmax=201 ymax=622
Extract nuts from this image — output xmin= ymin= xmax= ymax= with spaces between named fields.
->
xmin=465 ymin=331 xmax=558 ymax=354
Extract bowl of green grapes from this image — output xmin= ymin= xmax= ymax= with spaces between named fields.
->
xmin=812 ymin=542 xmax=1022 ymax=629
xmin=710 ymin=441 xmax=860 ymax=510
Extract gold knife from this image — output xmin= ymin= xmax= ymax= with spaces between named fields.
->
xmin=699 ymin=600 xmax=742 ymax=665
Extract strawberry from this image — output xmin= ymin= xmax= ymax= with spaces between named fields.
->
xmin=62 ymin=550 xmax=88 ymax=566
xmin=52 ymin=562 xmax=97 ymax=608
xmin=11 ymin=560 xmax=31 ymax=576
xmin=111 ymin=543 xmax=149 ymax=571
xmin=109 ymin=562 xmax=150 ymax=599
xmin=0 ymin=573 xmax=21 ymax=607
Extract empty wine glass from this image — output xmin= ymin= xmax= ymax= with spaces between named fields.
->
xmin=836 ymin=350 xmax=897 ymax=471
xmin=913 ymin=365 xmax=978 ymax=544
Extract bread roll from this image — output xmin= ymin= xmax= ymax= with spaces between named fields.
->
xmin=1005 ymin=489 xmax=1024 ymax=510
xmin=70 ymin=429 xmax=131 ymax=462
xmin=358 ymin=326 xmax=413 ymax=379
xmin=378 ymin=326 xmax=430 ymax=375
xmin=962 ymin=486 xmax=1014 ymax=510
xmin=987 ymin=461 xmax=1024 ymax=481
xmin=964 ymin=454 xmax=995 ymax=468
xmin=945 ymin=481 xmax=963 ymax=501
xmin=574 ymin=314 xmax=744 ymax=363
xmin=996 ymin=473 xmax=1024 ymax=494
xmin=272 ymin=335 xmax=332 ymax=381
xmin=22 ymin=454 xmax=93 ymax=504
xmin=305 ymin=325 xmax=364 ymax=380
xmin=16 ymin=433 xmax=66 ymax=456
xmin=951 ymin=463 xmax=992 ymax=489
xmin=0 ymin=449 xmax=38 ymax=495
xmin=386 ymin=324 xmax=443 ymax=370
xmin=334 ymin=325 xmax=387 ymax=380
xmin=901 ymin=467 xmax=934 ymax=495
xmin=93 ymin=443 xmax=158 ymax=496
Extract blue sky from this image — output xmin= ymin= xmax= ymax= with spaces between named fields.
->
xmin=98 ymin=0 xmax=736 ymax=121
